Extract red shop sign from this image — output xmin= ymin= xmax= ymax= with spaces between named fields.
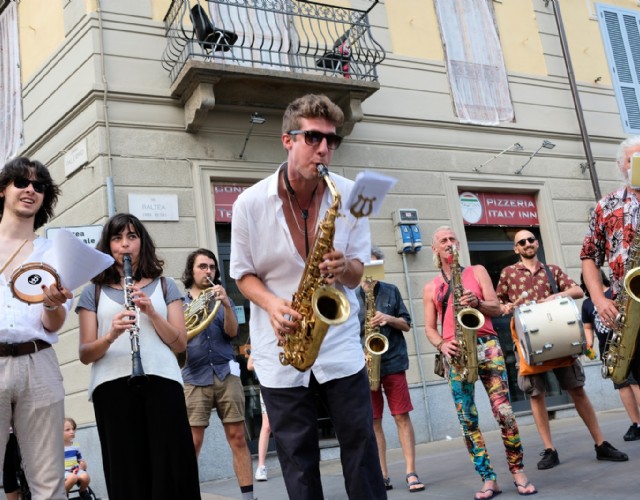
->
xmin=459 ymin=191 xmax=539 ymax=226
xmin=214 ymin=184 xmax=250 ymax=222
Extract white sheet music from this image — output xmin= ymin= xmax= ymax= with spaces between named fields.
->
xmin=346 ymin=170 xmax=397 ymax=218
xmin=43 ymin=229 xmax=114 ymax=290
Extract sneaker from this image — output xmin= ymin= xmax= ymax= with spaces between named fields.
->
xmin=537 ymin=448 xmax=560 ymax=469
xmin=79 ymin=491 xmax=92 ymax=500
xmin=595 ymin=440 xmax=629 ymax=461
xmin=255 ymin=465 xmax=268 ymax=481
xmin=623 ymin=423 xmax=640 ymax=441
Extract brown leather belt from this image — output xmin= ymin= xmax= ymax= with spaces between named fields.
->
xmin=0 ymin=339 xmax=51 ymax=357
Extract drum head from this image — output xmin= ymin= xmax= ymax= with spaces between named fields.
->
xmin=10 ymin=263 xmax=60 ymax=304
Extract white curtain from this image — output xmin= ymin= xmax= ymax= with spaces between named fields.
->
xmin=0 ymin=1 xmax=23 ymax=165
xmin=208 ymin=0 xmax=297 ymax=70
xmin=434 ymin=0 xmax=514 ymax=125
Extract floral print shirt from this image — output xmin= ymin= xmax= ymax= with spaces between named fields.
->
xmin=580 ymin=187 xmax=640 ymax=297
xmin=497 ymin=261 xmax=576 ymax=304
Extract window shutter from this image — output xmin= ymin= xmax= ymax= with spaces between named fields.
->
xmin=597 ymin=4 xmax=640 ymax=134
xmin=0 ymin=1 xmax=23 ymax=164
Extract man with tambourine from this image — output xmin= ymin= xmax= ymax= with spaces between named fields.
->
xmin=0 ymin=157 xmax=74 ymax=499
xmin=497 ymin=229 xmax=628 ymax=470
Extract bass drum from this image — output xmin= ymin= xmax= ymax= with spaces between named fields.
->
xmin=514 ymin=297 xmax=585 ymax=365
xmin=9 ymin=263 xmax=60 ymax=304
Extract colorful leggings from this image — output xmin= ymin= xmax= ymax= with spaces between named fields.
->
xmin=448 ymin=336 xmax=524 ymax=481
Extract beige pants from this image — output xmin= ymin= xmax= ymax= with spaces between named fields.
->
xmin=0 ymin=347 xmax=66 ymax=499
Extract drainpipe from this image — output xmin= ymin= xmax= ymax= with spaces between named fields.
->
xmin=97 ymin=0 xmax=116 ymax=216
xmin=546 ymin=0 xmax=602 ymax=201
xmin=402 ymin=253 xmax=433 ymax=442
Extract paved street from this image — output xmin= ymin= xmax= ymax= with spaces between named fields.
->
xmin=200 ymin=407 xmax=639 ymax=500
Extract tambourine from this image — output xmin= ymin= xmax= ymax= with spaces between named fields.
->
xmin=9 ymin=262 xmax=61 ymax=304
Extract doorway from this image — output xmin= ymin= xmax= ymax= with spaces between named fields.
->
xmin=465 ymin=226 xmax=571 ymax=413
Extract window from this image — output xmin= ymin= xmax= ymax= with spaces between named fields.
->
xmin=207 ymin=0 xmax=299 ymax=70
xmin=433 ymin=0 xmax=514 ymax=125
xmin=0 ymin=1 xmax=23 ymax=164
xmin=596 ymin=3 xmax=640 ymax=134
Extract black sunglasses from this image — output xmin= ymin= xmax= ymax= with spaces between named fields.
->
xmin=287 ymin=130 xmax=343 ymax=150
xmin=516 ymin=237 xmax=537 ymax=247
xmin=13 ymin=177 xmax=46 ymax=194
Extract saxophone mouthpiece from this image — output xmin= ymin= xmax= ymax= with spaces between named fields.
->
xmin=316 ymin=163 xmax=328 ymax=176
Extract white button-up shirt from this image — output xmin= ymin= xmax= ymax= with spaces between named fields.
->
xmin=230 ymin=166 xmax=370 ymax=388
xmin=0 ymin=237 xmax=73 ymax=344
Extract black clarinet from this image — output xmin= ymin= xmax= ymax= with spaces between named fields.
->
xmin=123 ymin=254 xmax=148 ymax=388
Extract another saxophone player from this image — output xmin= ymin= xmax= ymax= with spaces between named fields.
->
xmin=582 ymin=137 xmax=640 ymax=401
xmin=180 ymin=249 xmax=255 ymax=500
xmin=356 ymin=246 xmax=423 ymax=493
xmin=230 ymin=94 xmax=385 ymax=499
xmin=77 ymin=213 xmax=200 ymax=499
xmin=498 ymin=230 xmax=627 ymax=469
xmin=423 ymin=226 xmax=537 ymax=500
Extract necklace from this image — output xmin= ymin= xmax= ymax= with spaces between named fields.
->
xmin=441 ymin=268 xmax=450 ymax=285
xmin=283 ymin=167 xmax=320 ymax=257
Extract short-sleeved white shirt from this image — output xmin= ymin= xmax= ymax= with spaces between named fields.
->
xmin=230 ymin=165 xmax=371 ymax=388
xmin=0 ymin=237 xmax=74 ymax=344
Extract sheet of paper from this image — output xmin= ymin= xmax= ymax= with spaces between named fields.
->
xmin=44 ymin=229 xmax=114 ymax=290
xmin=346 ymin=170 xmax=397 ymax=218
xmin=363 ymin=259 xmax=385 ymax=281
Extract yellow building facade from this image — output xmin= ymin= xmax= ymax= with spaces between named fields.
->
xmin=3 ymin=0 xmax=639 ymax=490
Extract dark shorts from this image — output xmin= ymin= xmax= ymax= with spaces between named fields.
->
xmin=370 ymin=371 xmax=413 ymax=419
xmin=614 ymin=370 xmax=639 ymax=390
xmin=518 ymin=359 xmax=585 ymax=397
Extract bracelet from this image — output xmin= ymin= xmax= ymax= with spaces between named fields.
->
xmin=43 ymin=304 xmax=59 ymax=311
xmin=104 ymin=336 xmax=113 ymax=344
xmin=168 ymin=332 xmax=181 ymax=345
xmin=435 ymin=339 xmax=444 ymax=352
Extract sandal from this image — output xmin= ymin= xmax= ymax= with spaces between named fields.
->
xmin=474 ymin=489 xmax=502 ymax=500
xmin=514 ymin=480 xmax=538 ymax=496
xmin=406 ymin=472 xmax=425 ymax=492
xmin=383 ymin=477 xmax=393 ymax=490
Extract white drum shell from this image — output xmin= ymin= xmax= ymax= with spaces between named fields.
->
xmin=514 ymin=297 xmax=585 ymax=365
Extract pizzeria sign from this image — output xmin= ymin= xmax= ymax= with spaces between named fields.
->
xmin=459 ymin=192 xmax=539 ymax=226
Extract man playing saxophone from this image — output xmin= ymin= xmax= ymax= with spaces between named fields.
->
xmin=582 ymin=136 xmax=640 ymax=391
xmin=423 ymin=226 xmax=537 ymax=500
xmin=230 ymin=94 xmax=385 ymax=499
xmin=356 ymin=246 xmax=423 ymax=493
xmin=180 ymin=249 xmax=255 ymax=500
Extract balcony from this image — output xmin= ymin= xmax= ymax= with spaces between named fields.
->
xmin=162 ymin=0 xmax=386 ymax=132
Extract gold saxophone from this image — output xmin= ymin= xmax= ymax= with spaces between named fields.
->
xmin=279 ymin=164 xmax=351 ymax=371
xmin=363 ymin=276 xmax=389 ymax=391
xmin=602 ymin=228 xmax=640 ymax=384
xmin=449 ymin=247 xmax=484 ymax=383
xmin=177 ymin=276 xmax=221 ymax=368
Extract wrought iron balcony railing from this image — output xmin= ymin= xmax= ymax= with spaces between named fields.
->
xmin=161 ymin=0 xmax=386 ymax=85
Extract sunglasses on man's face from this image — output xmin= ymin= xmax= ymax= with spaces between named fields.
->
xmin=287 ymin=130 xmax=343 ymax=150
xmin=516 ymin=237 xmax=537 ymax=247
xmin=13 ymin=177 xmax=46 ymax=194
